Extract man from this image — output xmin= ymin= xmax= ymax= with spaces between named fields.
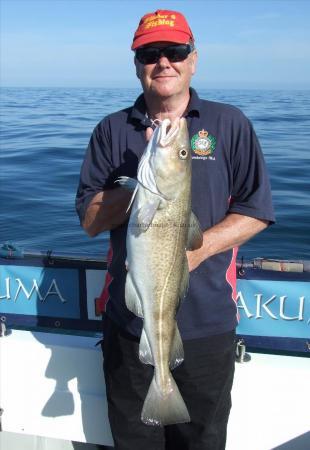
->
xmin=76 ymin=9 xmax=275 ymax=450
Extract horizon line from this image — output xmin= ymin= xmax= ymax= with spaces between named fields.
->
xmin=2 ymin=85 xmax=310 ymax=91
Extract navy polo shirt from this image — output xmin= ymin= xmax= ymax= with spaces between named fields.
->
xmin=76 ymin=88 xmax=275 ymax=339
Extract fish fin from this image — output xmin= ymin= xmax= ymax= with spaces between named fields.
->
xmin=179 ymin=257 xmax=189 ymax=301
xmin=116 ymin=176 xmax=138 ymax=192
xmin=187 ymin=212 xmax=203 ymax=250
xmin=141 ymin=375 xmax=190 ymax=426
xmin=137 ymin=198 xmax=161 ymax=230
xmin=114 ymin=176 xmax=138 ymax=213
xmin=125 ymin=274 xmax=143 ymax=318
xmin=126 ymin=183 xmax=140 ymax=213
xmin=169 ymin=325 xmax=184 ymax=369
xmin=139 ymin=329 xmax=154 ymax=365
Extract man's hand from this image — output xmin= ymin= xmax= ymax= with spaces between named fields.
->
xmin=186 ymin=214 xmax=269 ymax=271
xmin=187 ymin=246 xmax=206 ymax=272
xmin=146 ymin=127 xmax=153 ymax=141
xmin=83 ymin=188 xmax=132 ymax=237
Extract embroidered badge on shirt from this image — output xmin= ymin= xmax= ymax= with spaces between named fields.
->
xmin=191 ymin=129 xmax=217 ymax=160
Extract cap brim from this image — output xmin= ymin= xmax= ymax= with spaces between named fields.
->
xmin=131 ymin=30 xmax=191 ymax=50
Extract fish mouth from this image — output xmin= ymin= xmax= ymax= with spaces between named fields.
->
xmin=137 ymin=117 xmax=186 ymax=200
xmin=159 ymin=118 xmax=180 ymax=147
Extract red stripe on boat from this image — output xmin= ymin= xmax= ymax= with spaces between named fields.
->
xmin=226 ymin=247 xmax=238 ymax=302
xmin=226 ymin=246 xmax=239 ymax=322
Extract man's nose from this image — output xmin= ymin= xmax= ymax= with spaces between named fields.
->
xmin=157 ymin=55 xmax=171 ymax=68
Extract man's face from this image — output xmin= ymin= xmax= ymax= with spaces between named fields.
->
xmin=134 ymin=42 xmax=198 ymax=99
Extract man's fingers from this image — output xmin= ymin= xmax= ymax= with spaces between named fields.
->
xmin=145 ymin=127 xmax=154 ymax=142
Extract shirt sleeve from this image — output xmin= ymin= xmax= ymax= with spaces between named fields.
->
xmin=75 ymin=119 xmax=114 ymax=225
xmin=228 ymin=115 xmax=275 ymax=224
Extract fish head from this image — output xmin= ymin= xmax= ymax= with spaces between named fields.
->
xmin=151 ymin=117 xmax=191 ymax=201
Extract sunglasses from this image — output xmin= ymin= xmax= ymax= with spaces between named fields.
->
xmin=135 ymin=44 xmax=193 ymax=65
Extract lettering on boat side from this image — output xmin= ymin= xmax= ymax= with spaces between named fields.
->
xmin=237 ymin=292 xmax=305 ymax=321
xmin=0 ymin=277 xmax=67 ymax=303
xmin=236 ymin=279 xmax=310 ymax=339
xmin=0 ymin=265 xmax=80 ymax=319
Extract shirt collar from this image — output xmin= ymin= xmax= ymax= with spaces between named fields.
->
xmin=130 ymin=94 xmax=148 ymax=125
xmin=186 ymin=87 xmax=201 ymax=117
xmin=130 ymin=87 xmax=201 ymax=126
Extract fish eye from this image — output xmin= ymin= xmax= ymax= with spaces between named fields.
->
xmin=179 ymin=148 xmax=188 ymax=159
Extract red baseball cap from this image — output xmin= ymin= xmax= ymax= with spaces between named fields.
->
xmin=131 ymin=10 xmax=194 ymax=50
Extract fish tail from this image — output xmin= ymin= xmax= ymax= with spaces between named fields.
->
xmin=141 ymin=375 xmax=190 ymax=426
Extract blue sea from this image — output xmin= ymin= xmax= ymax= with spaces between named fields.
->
xmin=1 ymin=87 xmax=309 ymax=261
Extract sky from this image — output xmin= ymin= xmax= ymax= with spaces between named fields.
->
xmin=1 ymin=0 xmax=310 ymax=89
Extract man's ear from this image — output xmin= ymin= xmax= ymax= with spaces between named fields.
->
xmin=190 ymin=50 xmax=198 ymax=76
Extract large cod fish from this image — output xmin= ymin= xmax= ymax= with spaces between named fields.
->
xmin=119 ymin=117 xmax=203 ymax=427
